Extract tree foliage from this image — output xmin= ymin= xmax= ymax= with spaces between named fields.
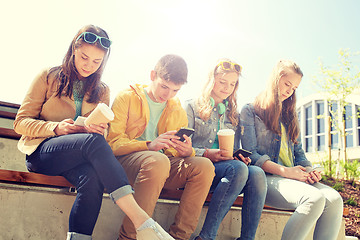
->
xmin=313 ymin=48 xmax=360 ymax=178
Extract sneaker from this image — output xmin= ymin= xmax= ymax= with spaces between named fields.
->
xmin=136 ymin=222 xmax=174 ymax=240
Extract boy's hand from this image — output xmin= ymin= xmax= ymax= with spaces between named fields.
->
xmin=171 ymin=134 xmax=193 ymax=157
xmin=147 ymin=130 xmax=178 ymax=151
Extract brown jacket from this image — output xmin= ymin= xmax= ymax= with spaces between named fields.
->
xmin=14 ymin=68 xmax=110 ymax=155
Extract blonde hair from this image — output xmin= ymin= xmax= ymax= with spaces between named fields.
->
xmin=196 ymin=58 xmax=240 ymax=126
xmin=254 ymin=59 xmax=303 ymax=143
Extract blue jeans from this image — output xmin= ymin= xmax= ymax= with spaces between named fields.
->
xmin=265 ymin=175 xmax=343 ymax=240
xmin=26 ymin=133 xmax=133 ymax=236
xmin=198 ymin=160 xmax=267 ymax=240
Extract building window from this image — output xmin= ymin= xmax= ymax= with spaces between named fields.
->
xmin=305 ymin=105 xmax=313 ymax=152
xmin=316 ymin=101 xmax=325 ymax=151
xmin=358 ymin=105 xmax=360 ymax=126
xmin=344 ymin=104 xmax=353 ymax=147
xmin=331 ymin=133 xmax=339 ymax=149
xmin=329 ymin=101 xmax=339 ymax=149
xmin=357 ymin=105 xmax=360 ymax=146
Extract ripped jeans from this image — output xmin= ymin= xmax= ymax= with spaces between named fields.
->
xmin=198 ymin=160 xmax=267 ymax=240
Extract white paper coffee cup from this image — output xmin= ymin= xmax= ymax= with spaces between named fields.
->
xmin=84 ymin=103 xmax=114 ymax=126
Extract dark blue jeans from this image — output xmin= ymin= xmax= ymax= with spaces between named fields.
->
xmin=198 ymin=160 xmax=267 ymax=240
xmin=26 ymin=133 xmax=132 ymax=236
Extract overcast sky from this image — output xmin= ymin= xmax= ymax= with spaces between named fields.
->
xmin=1 ymin=0 xmax=359 ymax=107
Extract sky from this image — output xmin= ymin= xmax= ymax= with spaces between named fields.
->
xmin=1 ymin=0 xmax=360 ymax=108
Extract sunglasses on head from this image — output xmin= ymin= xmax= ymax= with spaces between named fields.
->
xmin=76 ymin=32 xmax=112 ymax=49
xmin=217 ymin=61 xmax=242 ymax=73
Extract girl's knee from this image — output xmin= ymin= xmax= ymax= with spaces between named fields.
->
xmin=231 ymin=161 xmax=249 ymax=181
xmin=327 ymin=188 xmax=344 ymax=212
xmin=308 ymin=190 xmax=326 ymax=211
xmin=248 ymin=166 xmax=267 ymax=191
xmin=248 ymin=166 xmax=266 ymax=181
xmin=82 ymin=133 xmax=111 ymax=155
xmin=87 ymin=132 xmax=107 ymax=144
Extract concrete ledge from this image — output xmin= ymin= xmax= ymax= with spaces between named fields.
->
xmin=0 ymin=137 xmax=27 ymax=171
xmin=0 ymin=183 xmax=124 ymax=240
xmin=0 ymin=114 xmax=346 ymax=240
xmin=0 ymin=183 xmax=345 ymax=240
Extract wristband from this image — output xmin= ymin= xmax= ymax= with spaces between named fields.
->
xmin=203 ymin=149 xmax=209 ymax=158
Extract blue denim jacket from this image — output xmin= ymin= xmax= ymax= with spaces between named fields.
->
xmin=239 ymin=103 xmax=312 ymax=168
xmin=185 ymin=99 xmax=240 ymax=156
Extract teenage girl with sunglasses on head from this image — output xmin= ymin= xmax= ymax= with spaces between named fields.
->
xmin=184 ymin=59 xmax=267 ymax=240
xmin=240 ymin=60 xmax=343 ymax=240
xmin=14 ymin=25 xmax=173 ymax=240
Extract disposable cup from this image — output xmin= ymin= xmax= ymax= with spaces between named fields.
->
xmin=84 ymin=103 xmax=114 ymax=126
xmin=217 ymin=129 xmax=235 ymax=157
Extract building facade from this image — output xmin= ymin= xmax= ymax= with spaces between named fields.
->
xmin=296 ymin=91 xmax=360 ymax=163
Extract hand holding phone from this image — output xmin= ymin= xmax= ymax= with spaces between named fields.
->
xmin=233 ymin=148 xmax=252 ymax=159
xmin=175 ymin=127 xmax=195 ymax=142
xmin=306 ymin=164 xmax=324 ymax=173
xmin=311 ymin=164 xmax=324 ymax=172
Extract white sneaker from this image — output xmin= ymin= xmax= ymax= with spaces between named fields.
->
xmin=136 ymin=222 xmax=174 ymax=240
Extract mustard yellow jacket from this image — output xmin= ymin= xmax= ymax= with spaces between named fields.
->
xmin=14 ymin=68 xmax=110 ymax=155
xmin=107 ymin=84 xmax=195 ymax=157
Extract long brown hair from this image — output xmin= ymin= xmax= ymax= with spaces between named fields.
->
xmin=197 ymin=58 xmax=240 ymax=126
xmin=50 ymin=24 xmax=111 ymax=103
xmin=253 ymin=60 xmax=303 ymax=143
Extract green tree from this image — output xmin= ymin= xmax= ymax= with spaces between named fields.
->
xmin=313 ymin=48 xmax=360 ymax=179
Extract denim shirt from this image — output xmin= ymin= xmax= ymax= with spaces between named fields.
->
xmin=185 ymin=99 xmax=240 ymax=156
xmin=239 ymin=103 xmax=311 ymax=168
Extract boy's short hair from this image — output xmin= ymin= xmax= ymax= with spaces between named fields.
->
xmin=154 ymin=54 xmax=188 ymax=85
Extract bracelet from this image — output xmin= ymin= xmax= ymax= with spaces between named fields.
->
xmin=203 ymin=149 xmax=209 ymax=158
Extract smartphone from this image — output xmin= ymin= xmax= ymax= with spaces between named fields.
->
xmin=306 ymin=164 xmax=325 ymax=173
xmin=74 ymin=116 xmax=87 ymax=126
xmin=175 ymin=127 xmax=195 ymax=142
xmin=233 ymin=148 xmax=252 ymax=159
xmin=311 ymin=165 xmax=325 ymax=172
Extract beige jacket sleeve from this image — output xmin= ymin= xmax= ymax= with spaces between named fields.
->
xmin=14 ymin=69 xmax=58 ymax=138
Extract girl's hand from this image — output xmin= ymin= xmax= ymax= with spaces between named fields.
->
xmin=204 ymin=149 xmax=233 ymax=163
xmin=235 ymin=153 xmax=251 ymax=165
xmin=283 ymin=165 xmax=310 ymax=182
xmin=54 ymin=118 xmax=86 ymax=136
xmin=171 ymin=134 xmax=193 ymax=157
xmin=306 ymin=170 xmax=322 ymax=184
xmin=85 ymin=123 xmax=108 ymax=135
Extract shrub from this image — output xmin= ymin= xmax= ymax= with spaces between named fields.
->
xmin=345 ymin=197 xmax=358 ymax=206
xmin=332 ymin=182 xmax=345 ymax=192
xmin=321 ymin=158 xmax=336 ymax=178
xmin=342 ymin=160 xmax=360 ymax=183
